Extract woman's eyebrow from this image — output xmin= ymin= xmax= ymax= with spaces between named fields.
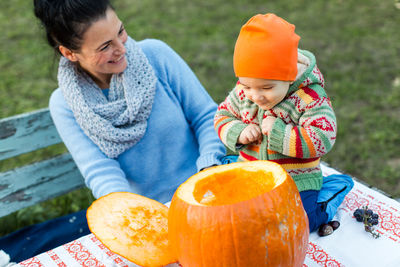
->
xmin=96 ymin=23 xmax=124 ymax=50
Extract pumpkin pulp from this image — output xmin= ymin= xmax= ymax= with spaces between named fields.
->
xmin=178 ymin=161 xmax=287 ymax=206
xmin=195 ymin=169 xmax=277 ymax=205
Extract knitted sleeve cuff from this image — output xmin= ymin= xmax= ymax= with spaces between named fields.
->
xmin=196 ymin=152 xmax=223 ymax=172
xmin=95 ymin=181 xmax=134 ymax=199
xmin=225 ymin=122 xmax=248 ymax=152
xmin=268 ymin=117 xmax=287 ymax=153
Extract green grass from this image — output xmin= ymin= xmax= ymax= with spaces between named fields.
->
xmin=1 ymin=0 xmax=399 ymax=236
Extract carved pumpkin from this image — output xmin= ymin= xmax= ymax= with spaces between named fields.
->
xmin=86 ymin=192 xmax=176 ymax=267
xmin=168 ymin=160 xmax=309 ymax=267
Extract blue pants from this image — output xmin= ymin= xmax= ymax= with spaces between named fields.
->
xmin=0 ymin=209 xmax=90 ymax=262
xmin=300 ymin=190 xmax=328 ymax=232
xmin=301 ymin=173 xmax=354 ymax=232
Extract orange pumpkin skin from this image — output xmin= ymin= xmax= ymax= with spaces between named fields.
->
xmin=168 ymin=161 xmax=309 ymax=267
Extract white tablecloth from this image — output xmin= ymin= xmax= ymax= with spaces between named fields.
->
xmin=19 ymin=164 xmax=400 ymax=267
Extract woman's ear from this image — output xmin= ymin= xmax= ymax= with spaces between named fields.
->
xmin=59 ymin=45 xmax=78 ymax=62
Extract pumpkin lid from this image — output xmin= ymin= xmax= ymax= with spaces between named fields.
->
xmin=86 ymin=192 xmax=176 ymax=267
xmin=175 ymin=160 xmax=288 ymax=206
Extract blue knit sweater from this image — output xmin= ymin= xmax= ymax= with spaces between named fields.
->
xmin=49 ymin=39 xmax=226 ymax=203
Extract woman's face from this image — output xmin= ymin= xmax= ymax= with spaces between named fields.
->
xmin=66 ymin=8 xmax=128 ymax=87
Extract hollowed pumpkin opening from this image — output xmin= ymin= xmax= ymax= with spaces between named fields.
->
xmin=178 ymin=161 xmax=286 ymax=206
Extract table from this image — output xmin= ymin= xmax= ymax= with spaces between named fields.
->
xmin=18 ymin=164 xmax=400 ymax=267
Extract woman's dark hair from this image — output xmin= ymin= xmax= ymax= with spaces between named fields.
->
xmin=33 ymin=0 xmax=112 ymax=53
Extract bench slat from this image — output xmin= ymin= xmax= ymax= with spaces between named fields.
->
xmin=0 ymin=108 xmax=62 ymax=160
xmin=0 ymin=153 xmax=85 ymax=218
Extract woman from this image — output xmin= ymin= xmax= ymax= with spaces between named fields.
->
xmin=33 ymin=0 xmax=226 ymax=203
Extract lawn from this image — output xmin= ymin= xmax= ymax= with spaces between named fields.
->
xmin=1 ymin=0 xmax=399 ymax=236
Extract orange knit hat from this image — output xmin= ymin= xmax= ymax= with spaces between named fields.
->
xmin=233 ymin=13 xmax=300 ymax=81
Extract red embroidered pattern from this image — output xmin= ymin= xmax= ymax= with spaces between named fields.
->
xmin=19 ymin=257 xmax=44 ymax=267
xmin=47 ymin=250 xmax=66 ymax=267
xmin=313 ymin=67 xmax=325 ymax=86
xmin=298 ymin=77 xmax=312 ymax=89
xmin=237 ymin=88 xmax=246 ymax=100
xmin=307 ymin=129 xmax=325 ymax=155
xmin=64 ymin=240 xmax=105 ymax=267
xmin=310 ymin=117 xmax=335 ymax=132
xmin=304 ymin=97 xmax=327 ymax=110
xmin=227 ymin=101 xmax=241 ymax=119
xmin=286 ymin=93 xmax=303 ymax=110
xmin=217 ymin=101 xmax=227 ymax=111
xmin=287 ymin=166 xmax=320 ymax=175
xmin=241 ymin=110 xmax=257 ymax=124
xmin=307 ymin=242 xmax=344 ymax=266
xmin=90 ymin=235 xmax=129 ymax=266
xmin=342 ymin=189 xmax=400 ymax=242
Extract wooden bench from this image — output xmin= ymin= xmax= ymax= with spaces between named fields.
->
xmin=0 ymin=108 xmax=85 ymax=219
xmin=1 ymin=108 xmax=399 ymax=221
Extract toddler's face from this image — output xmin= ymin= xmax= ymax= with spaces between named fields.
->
xmin=238 ymin=77 xmax=290 ymax=110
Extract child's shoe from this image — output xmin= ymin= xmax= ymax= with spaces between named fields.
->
xmin=318 ymin=224 xmax=334 ymax=236
xmin=317 ymin=174 xmax=354 ymax=222
xmin=328 ymin=220 xmax=340 ymax=230
xmin=317 ymin=220 xmax=340 ymax=237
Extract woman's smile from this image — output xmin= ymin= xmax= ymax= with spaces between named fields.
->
xmin=109 ymin=55 xmax=125 ymax=64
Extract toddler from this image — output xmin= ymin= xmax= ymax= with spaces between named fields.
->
xmin=215 ymin=13 xmax=353 ymax=234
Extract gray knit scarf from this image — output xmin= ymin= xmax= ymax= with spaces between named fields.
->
xmin=58 ymin=37 xmax=156 ymax=158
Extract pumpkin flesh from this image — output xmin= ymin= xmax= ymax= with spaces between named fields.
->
xmin=169 ymin=161 xmax=309 ymax=267
xmin=87 ymin=192 xmax=176 ymax=267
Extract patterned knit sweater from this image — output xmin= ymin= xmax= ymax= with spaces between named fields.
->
xmin=214 ymin=50 xmax=336 ymax=192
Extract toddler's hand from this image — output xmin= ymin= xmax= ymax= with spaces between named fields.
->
xmin=261 ymin=116 xmax=277 ymax=135
xmin=238 ymin=124 xmax=262 ymax=145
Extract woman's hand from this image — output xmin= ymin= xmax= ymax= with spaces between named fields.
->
xmin=238 ymin=124 xmax=262 ymax=145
